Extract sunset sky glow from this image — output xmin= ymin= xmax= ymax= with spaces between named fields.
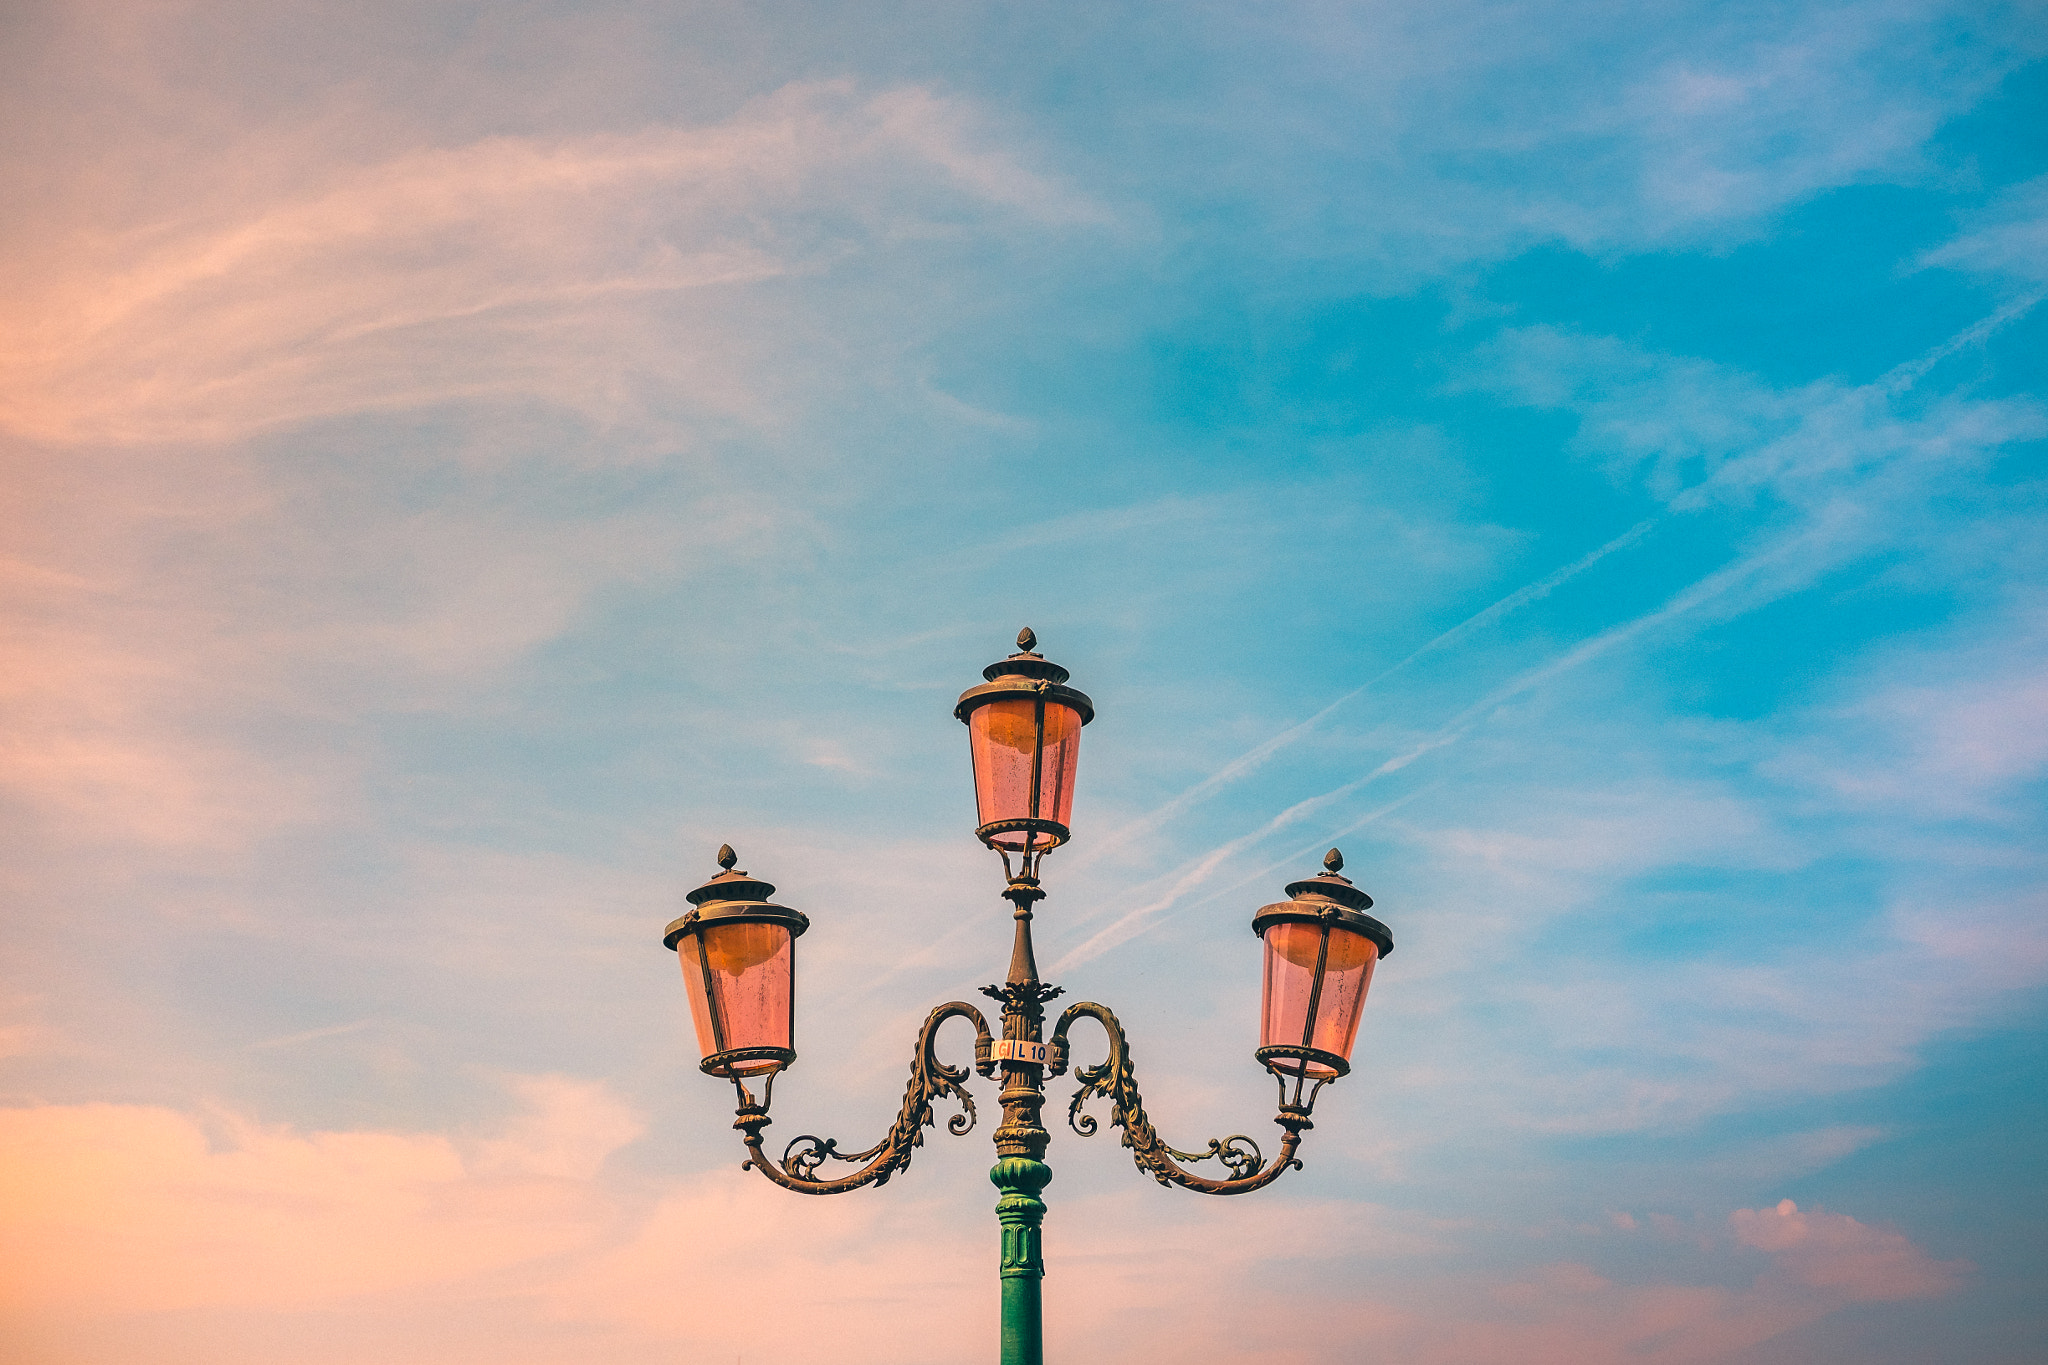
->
xmin=2 ymin=2 xmax=2046 ymax=1363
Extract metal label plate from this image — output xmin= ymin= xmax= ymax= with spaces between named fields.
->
xmin=992 ymin=1039 xmax=1048 ymax=1064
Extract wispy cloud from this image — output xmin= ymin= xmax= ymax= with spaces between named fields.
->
xmin=2 ymin=3 xmax=2041 ymax=1361
xmin=1054 ymin=790 xmax=1425 ymax=971
xmin=1073 ymin=287 xmax=2040 ymax=945
xmin=0 ymin=82 xmax=1102 ymax=446
xmin=1921 ymin=174 xmax=2048 ymax=285
xmin=1079 ymin=516 xmax=1663 ymax=870
xmin=1730 ymin=1199 xmax=1969 ymax=1301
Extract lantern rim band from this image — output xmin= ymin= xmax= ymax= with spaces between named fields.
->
xmin=975 ymin=817 xmax=1071 ymax=851
xmin=1281 ymin=871 xmax=1375 ymax=913
xmin=1251 ymin=901 xmax=1394 ymax=959
xmin=952 ymin=677 xmax=1096 ymax=725
xmin=1255 ymin=1043 xmax=1352 ymax=1079
xmin=685 ymin=871 xmax=779 ymax=907
xmin=699 ymin=1045 xmax=796 ymax=1078
xmin=980 ymin=651 xmax=1071 ymax=684
xmin=662 ymin=901 xmax=810 ymax=951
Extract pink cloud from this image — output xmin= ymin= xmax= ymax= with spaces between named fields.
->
xmin=0 ymin=75 xmax=1098 ymax=865
xmin=0 ymin=1085 xmax=997 ymax=1364
xmin=1282 ymin=1201 xmax=1967 ymax=1365
xmin=0 ymin=1094 xmax=1973 ymax=1365
xmin=0 ymin=1078 xmax=639 ymax=1316
xmin=0 ymin=438 xmax=786 ymax=858
xmin=1730 ymin=1198 xmax=1969 ymax=1302
xmin=0 ymin=82 xmax=1100 ymax=448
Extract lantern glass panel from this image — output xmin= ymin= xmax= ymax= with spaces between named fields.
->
xmin=678 ymin=920 xmax=793 ymax=1075
xmin=1259 ymin=920 xmax=1379 ymax=1077
xmin=968 ymin=696 xmax=1083 ymax=849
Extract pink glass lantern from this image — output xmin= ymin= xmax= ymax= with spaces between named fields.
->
xmin=664 ymin=845 xmax=809 ymax=1078
xmin=954 ymin=628 xmax=1094 ymax=859
xmin=1251 ymin=849 xmax=1393 ymax=1081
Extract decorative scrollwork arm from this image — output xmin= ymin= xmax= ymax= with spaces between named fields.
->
xmin=1048 ymin=1001 xmax=1310 ymax=1195
xmin=733 ymin=1001 xmax=994 ymax=1195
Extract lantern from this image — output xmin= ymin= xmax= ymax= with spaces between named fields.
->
xmin=954 ymin=628 xmax=1095 ymax=859
xmin=664 ymin=844 xmax=809 ymax=1078
xmin=1251 ymin=849 xmax=1393 ymax=1081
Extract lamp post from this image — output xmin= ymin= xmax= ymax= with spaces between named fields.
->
xmin=662 ymin=629 xmax=1394 ymax=1365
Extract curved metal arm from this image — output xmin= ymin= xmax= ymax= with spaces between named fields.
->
xmin=733 ymin=1001 xmax=995 ymax=1195
xmin=1048 ymin=1001 xmax=1316 ymax=1195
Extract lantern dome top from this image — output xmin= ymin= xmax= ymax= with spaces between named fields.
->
xmin=686 ymin=844 xmax=779 ymax=908
xmin=1253 ymin=848 xmax=1393 ymax=958
xmin=979 ymin=625 xmax=1073 ymax=686
xmin=1282 ymin=847 xmax=1375 ymax=915
xmin=955 ymin=629 xmax=1095 ymax=724
xmin=666 ymin=845 xmax=809 ymax=949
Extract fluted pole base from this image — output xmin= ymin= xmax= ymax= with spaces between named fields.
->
xmin=992 ymin=1156 xmax=1050 ymax=1365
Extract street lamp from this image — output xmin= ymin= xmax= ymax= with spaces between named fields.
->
xmin=662 ymin=629 xmax=1395 ymax=1365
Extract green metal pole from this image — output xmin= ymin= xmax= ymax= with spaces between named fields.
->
xmin=993 ymin=1157 xmax=1050 ymax=1365
xmin=991 ymin=877 xmax=1053 ymax=1365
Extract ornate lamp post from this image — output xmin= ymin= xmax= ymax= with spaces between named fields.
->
xmin=663 ymin=629 xmax=1394 ymax=1365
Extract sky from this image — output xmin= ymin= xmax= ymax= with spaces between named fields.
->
xmin=1 ymin=1 xmax=2045 ymax=1362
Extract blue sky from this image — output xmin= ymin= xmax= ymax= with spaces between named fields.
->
xmin=2 ymin=2 xmax=2044 ymax=1362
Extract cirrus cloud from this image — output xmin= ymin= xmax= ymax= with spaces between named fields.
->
xmin=0 ymin=81 xmax=1104 ymax=447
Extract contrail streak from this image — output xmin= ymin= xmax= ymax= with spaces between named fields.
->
xmin=1052 ymin=295 xmax=2039 ymax=973
xmin=1054 ymin=510 xmax=1842 ymax=973
xmin=1174 ymin=780 xmax=1448 ymax=926
xmin=1076 ymin=516 xmax=1661 ymax=867
xmin=1879 ymin=288 xmax=2043 ymax=394
xmin=1052 ymin=791 xmax=1426 ymax=973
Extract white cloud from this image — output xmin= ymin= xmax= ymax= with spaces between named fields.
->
xmin=1473 ymin=322 xmax=2046 ymax=511
xmin=1731 ymin=1198 xmax=1969 ymax=1300
xmin=1768 ymin=605 xmax=2048 ymax=818
xmin=469 ymin=1075 xmax=645 ymax=1181
xmin=1180 ymin=0 xmax=2043 ymax=279
xmin=0 ymin=81 xmax=1102 ymax=446
xmin=1923 ymin=174 xmax=2048 ymax=284
xmin=1608 ymin=1 xmax=1984 ymax=233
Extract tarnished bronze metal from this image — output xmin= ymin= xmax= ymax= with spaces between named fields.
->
xmin=951 ymin=634 xmax=1098 ymax=726
xmin=1253 ymin=1041 xmax=1351 ymax=1078
xmin=955 ymin=630 xmax=1095 ymax=874
xmin=663 ymin=859 xmax=810 ymax=950
xmin=1047 ymin=1001 xmax=1311 ymax=1195
xmin=733 ymin=1000 xmax=995 ymax=1193
xmin=663 ymin=635 xmax=1398 ymax=1365
xmin=976 ymin=815 xmax=1073 ymax=852
xmin=1248 ymin=847 xmax=1390 ymax=1105
xmin=666 ymin=850 xmax=810 ymax=1078
xmin=1248 ymin=850 xmax=1393 ymax=959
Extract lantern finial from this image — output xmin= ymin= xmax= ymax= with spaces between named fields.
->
xmin=1324 ymin=848 xmax=1343 ymax=874
xmin=717 ymin=843 xmax=738 ymax=872
xmin=1017 ymin=626 xmax=1037 ymax=654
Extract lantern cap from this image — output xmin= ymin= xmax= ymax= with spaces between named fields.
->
xmin=954 ymin=627 xmax=1095 ymax=724
xmin=665 ymin=844 xmax=810 ymax=949
xmin=981 ymin=625 xmax=1070 ymax=684
xmin=1252 ymin=847 xmax=1393 ymax=958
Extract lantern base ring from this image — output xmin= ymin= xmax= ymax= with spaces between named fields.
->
xmin=976 ymin=818 xmax=1071 ymax=853
xmin=1254 ymin=1044 xmax=1351 ymax=1080
xmin=701 ymin=1045 xmax=795 ymax=1079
